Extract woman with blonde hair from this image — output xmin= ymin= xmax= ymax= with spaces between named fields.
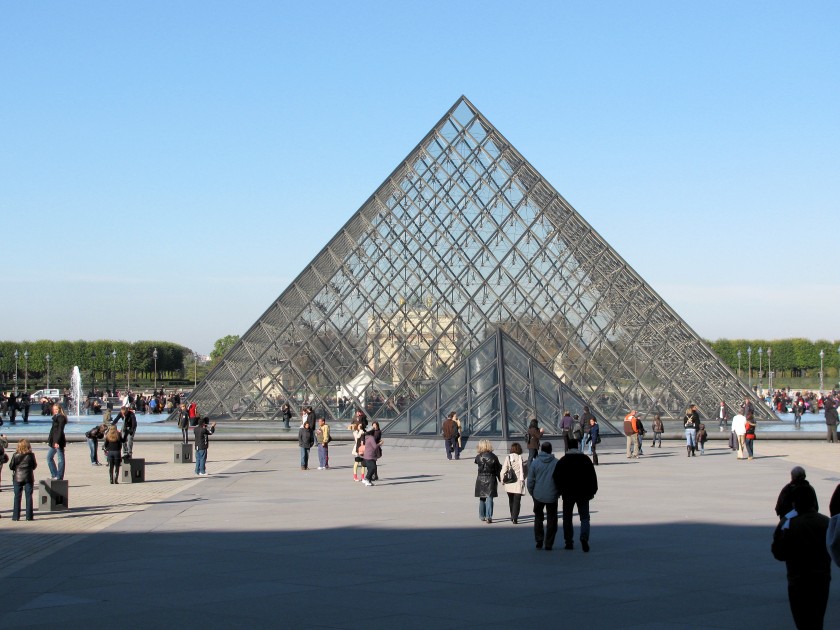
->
xmin=103 ymin=425 xmax=124 ymax=484
xmin=9 ymin=438 xmax=38 ymax=521
xmin=499 ymin=442 xmax=527 ymax=523
xmin=474 ymin=439 xmax=502 ymax=523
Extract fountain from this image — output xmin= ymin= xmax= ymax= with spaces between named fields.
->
xmin=70 ymin=366 xmax=83 ymax=417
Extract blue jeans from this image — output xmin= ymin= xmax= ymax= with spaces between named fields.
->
xmin=195 ymin=448 xmax=207 ymax=474
xmin=562 ymin=497 xmax=591 ymax=544
xmin=317 ymin=444 xmax=329 ymax=468
xmin=685 ymin=429 xmax=697 ymax=449
xmin=300 ymin=447 xmax=310 ymax=469
xmin=479 ymin=496 xmax=494 ymax=520
xmin=87 ymin=438 xmax=99 ymax=463
xmin=47 ymin=446 xmax=65 ymax=479
xmin=13 ymin=479 xmax=34 ymax=520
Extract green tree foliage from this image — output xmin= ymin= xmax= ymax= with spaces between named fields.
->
xmin=709 ymin=338 xmax=839 ymax=376
xmin=210 ymin=335 xmax=240 ymax=363
xmin=0 ymin=340 xmax=192 ymax=386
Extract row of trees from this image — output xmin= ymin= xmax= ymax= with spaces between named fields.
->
xmin=708 ymin=339 xmax=840 ymax=377
xmin=0 ymin=340 xmax=193 ymax=385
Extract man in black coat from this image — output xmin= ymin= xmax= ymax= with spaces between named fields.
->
xmin=553 ymin=438 xmax=598 ymax=552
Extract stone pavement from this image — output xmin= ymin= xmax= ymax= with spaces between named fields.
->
xmin=1 ymin=437 xmax=839 ymax=628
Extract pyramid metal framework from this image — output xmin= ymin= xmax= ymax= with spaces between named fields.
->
xmin=189 ymin=96 xmax=774 ymax=427
xmin=382 ymin=328 xmax=621 ymax=439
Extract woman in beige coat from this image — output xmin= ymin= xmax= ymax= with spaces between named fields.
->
xmin=499 ymin=442 xmax=527 ymax=523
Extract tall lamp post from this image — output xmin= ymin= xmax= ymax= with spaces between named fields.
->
xmin=757 ymin=347 xmax=763 ymax=393
xmin=819 ymin=349 xmax=825 ymax=392
xmin=14 ymin=350 xmax=19 ymax=395
xmin=91 ymin=351 xmax=97 ymax=392
xmin=127 ymin=352 xmax=132 ymax=391
xmin=747 ymin=346 xmax=752 ymax=390
xmin=153 ymin=347 xmax=158 ymax=392
xmin=767 ymin=347 xmax=772 ymax=391
xmin=46 ymin=353 xmax=51 ymax=389
xmin=0 ymin=351 xmax=4 ymax=389
xmin=111 ymin=350 xmax=117 ymax=393
xmin=193 ymin=353 xmax=198 ymax=389
xmin=737 ymin=349 xmax=742 ymax=379
xmin=23 ymin=350 xmax=29 ymax=391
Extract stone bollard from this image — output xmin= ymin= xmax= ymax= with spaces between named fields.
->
xmin=121 ymin=458 xmax=146 ymax=483
xmin=38 ymin=478 xmax=69 ymax=511
xmin=174 ymin=443 xmax=193 ymax=463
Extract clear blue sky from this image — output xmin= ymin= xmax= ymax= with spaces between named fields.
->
xmin=2 ymin=1 xmax=838 ymax=354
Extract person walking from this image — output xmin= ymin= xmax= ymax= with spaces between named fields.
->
xmin=775 ymin=466 xmax=818 ymax=522
xmin=581 ymin=406 xmax=595 ymax=455
xmin=442 ymin=411 xmax=460 ymax=460
xmin=744 ymin=415 xmax=756 ymax=460
xmin=554 ymin=438 xmax=598 ymax=552
xmin=651 ymin=414 xmax=664 ymax=448
xmin=696 ymin=423 xmax=708 ymax=455
xmin=771 ymin=486 xmax=831 ymax=629
xmin=624 ymin=410 xmax=640 ymax=459
xmin=47 ymin=403 xmax=68 ymax=480
xmin=588 ymin=416 xmax=601 ymax=465
xmin=103 ymin=426 xmax=124 ymax=484
xmin=683 ymin=404 xmax=699 ymax=457
xmin=732 ymin=413 xmax=747 ymax=459
xmin=527 ymin=442 xmax=559 ymax=550
xmin=316 ymin=417 xmax=331 ymax=470
xmin=824 ymin=396 xmax=838 ymax=443
xmin=473 ymin=440 xmax=501 ymax=523
xmin=350 ymin=418 xmax=366 ymax=481
xmin=560 ymin=411 xmax=574 ymax=453
xmin=526 ymin=418 xmax=543 ymax=465
xmin=194 ymin=417 xmax=216 ymax=476
xmin=9 ymin=439 xmax=38 ymax=521
xmin=361 ymin=429 xmax=380 ymax=486
xmin=718 ymin=401 xmax=728 ymax=431
xmin=499 ymin=443 xmax=527 ymax=524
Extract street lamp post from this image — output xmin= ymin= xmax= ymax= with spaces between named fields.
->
xmin=819 ymin=349 xmax=825 ymax=392
xmin=127 ymin=352 xmax=132 ymax=391
xmin=46 ymin=353 xmax=51 ymax=389
xmin=737 ymin=349 xmax=741 ymax=379
xmin=747 ymin=346 xmax=752 ymax=390
xmin=91 ymin=351 xmax=97 ymax=392
xmin=153 ymin=348 xmax=158 ymax=392
xmin=758 ymin=347 xmax=763 ymax=393
xmin=193 ymin=353 xmax=198 ymax=389
xmin=0 ymin=351 xmax=4 ymax=389
xmin=767 ymin=347 xmax=772 ymax=391
xmin=111 ymin=350 xmax=117 ymax=393
xmin=14 ymin=350 xmax=19 ymax=395
xmin=23 ymin=350 xmax=29 ymax=391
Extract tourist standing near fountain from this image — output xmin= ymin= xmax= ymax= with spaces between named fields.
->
xmin=103 ymin=426 xmax=124 ymax=484
xmin=47 ymin=403 xmax=68 ymax=480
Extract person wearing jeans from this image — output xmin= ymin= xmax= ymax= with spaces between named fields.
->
xmin=316 ymin=418 xmax=331 ymax=469
xmin=298 ymin=420 xmax=314 ymax=470
xmin=47 ymin=404 xmax=67 ymax=479
xmin=9 ymin=438 xmax=38 ymax=521
xmin=86 ymin=424 xmax=105 ymax=465
xmin=194 ymin=417 xmax=216 ymax=476
xmin=527 ymin=442 xmax=559 ymax=548
xmin=554 ymin=439 xmax=598 ymax=552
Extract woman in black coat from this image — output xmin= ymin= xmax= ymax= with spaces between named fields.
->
xmin=103 ymin=426 xmax=124 ymax=484
xmin=474 ymin=440 xmax=502 ymax=523
xmin=9 ymin=438 xmax=38 ymax=521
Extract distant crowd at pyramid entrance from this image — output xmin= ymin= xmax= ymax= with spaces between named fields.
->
xmin=187 ymin=96 xmax=774 ymax=436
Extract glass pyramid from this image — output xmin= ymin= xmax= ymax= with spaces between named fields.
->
xmin=381 ymin=328 xmax=619 ymax=439
xmin=188 ymin=96 xmax=774 ymax=426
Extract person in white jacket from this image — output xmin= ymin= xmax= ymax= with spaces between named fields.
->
xmin=732 ymin=413 xmax=747 ymax=459
xmin=499 ymin=442 xmax=527 ymax=524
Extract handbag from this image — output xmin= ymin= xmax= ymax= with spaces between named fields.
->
xmin=502 ymin=455 xmax=517 ymax=484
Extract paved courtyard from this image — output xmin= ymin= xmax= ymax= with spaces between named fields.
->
xmin=1 ymin=436 xmax=839 ymax=628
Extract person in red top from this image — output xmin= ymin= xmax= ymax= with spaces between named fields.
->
xmin=188 ymin=401 xmax=198 ymax=427
xmin=624 ymin=411 xmax=640 ymax=459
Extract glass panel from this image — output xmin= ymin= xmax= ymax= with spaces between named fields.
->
xmin=440 ymin=363 xmax=466 ymax=402
xmin=469 ymin=337 xmax=497 ymax=375
xmin=503 ymin=340 xmax=529 ymax=377
xmin=470 ymin=391 xmax=501 ymax=436
xmin=470 ymin=365 xmax=498 ymax=398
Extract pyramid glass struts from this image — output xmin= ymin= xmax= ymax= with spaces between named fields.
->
xmin=187 ymin=96 xmax=774 ymax=429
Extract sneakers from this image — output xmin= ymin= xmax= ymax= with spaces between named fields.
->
xmin=353 ymin=474 xmax=358 ymax=481
xmin=318 ymin=467 xmax=325 ymax=470
xmin=362 ymin=479 xmax=372 ymax=486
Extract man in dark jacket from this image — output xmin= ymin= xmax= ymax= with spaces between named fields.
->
xmin=554 ymin=438 xmax=598 ymax=552
xmin=771 ymin=485 xmax=831 ymax=629
xmin=824 ymin=396 xmax=838 ymax=443
xmin=775 ymin=466 xmax=818 ymax=521
xmin=117 ymin=406 xmax=138 ymax=457
xmin=194 ymin=417 xmax=216 ymax=476
xmin=442 ymin=412 xmax=459 ymax=460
